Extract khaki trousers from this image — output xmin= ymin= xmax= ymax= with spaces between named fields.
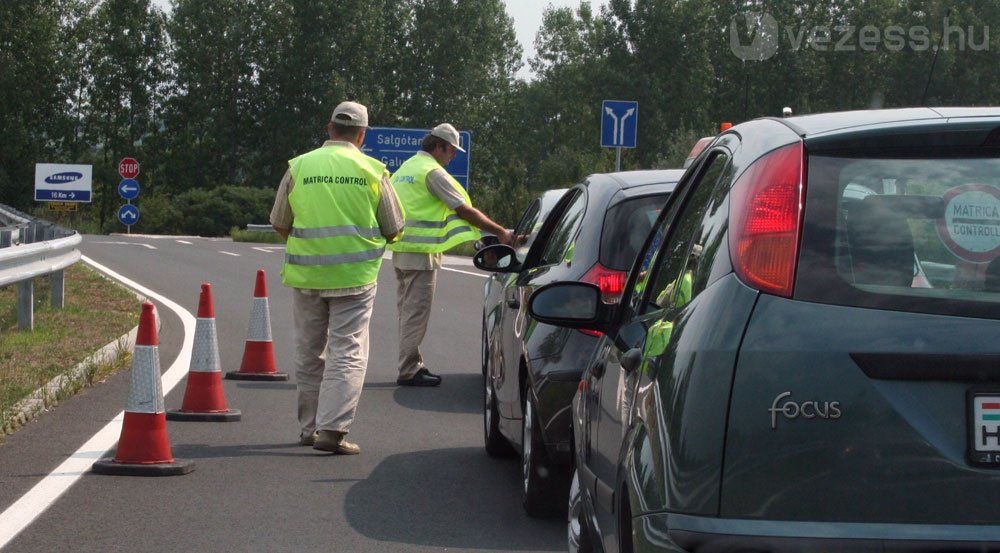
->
xmin=293 ymin=286 xmax=376 ymax=436
xmin=394 ymin=268 xmax=437 ymax=379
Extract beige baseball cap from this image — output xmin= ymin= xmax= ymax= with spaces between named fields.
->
xmin=430 ymin=123 xmax=466 ymax=152
xmin=330 ymin=101 xmax=369 ymax=127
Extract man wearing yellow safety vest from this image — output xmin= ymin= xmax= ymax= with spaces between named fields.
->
xmin=270 ymin=101 xmax=405 ymax=454
xmin=389 ymin=123 xmax=512 ymax=386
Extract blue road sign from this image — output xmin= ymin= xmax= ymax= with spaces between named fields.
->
xmin=601 ymin=100 xmax=639 ymax=148
xmin=362 ymin=127 xmax=472 ymax=189
xmin=118 ymin=179 xmax=140 ymax=200
xmin=118 ymin=204 xmax=140 ymax=226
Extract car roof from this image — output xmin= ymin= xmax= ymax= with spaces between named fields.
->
xmin=770 ymin=107 xmax=1000 ymax=138
xmin=596 ymin=169 xmax=686 ymax=189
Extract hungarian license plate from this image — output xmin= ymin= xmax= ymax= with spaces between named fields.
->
xmin=969 ymin=392 xmax=1000 ymax=466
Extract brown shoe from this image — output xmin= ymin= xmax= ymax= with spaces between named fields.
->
xmin=313 ymin=430 xmax=360 ymax=455
xmin=299 ymin=431 xmax=318 ymax=446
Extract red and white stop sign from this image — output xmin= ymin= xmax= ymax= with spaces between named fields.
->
xmin=118 ymin=157 xmax=140 ymax=179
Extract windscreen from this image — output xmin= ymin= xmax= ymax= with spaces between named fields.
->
xmin=600 ymin=194 xmax=669 ymax=271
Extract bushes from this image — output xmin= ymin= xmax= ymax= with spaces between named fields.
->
xmin=135 ymin=185 xmax=274 ymax=237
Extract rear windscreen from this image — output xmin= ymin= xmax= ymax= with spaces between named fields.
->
xmin=601 ymin=194 xmax=669 ymax=271
xmin=798 ymin=155 xmax=1000 ymax=316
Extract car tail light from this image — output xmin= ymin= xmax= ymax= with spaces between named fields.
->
xmin=577 ymin=263 xmax=626 ymax=336
xmin=728 ymin=141 xmax=805 ymax=298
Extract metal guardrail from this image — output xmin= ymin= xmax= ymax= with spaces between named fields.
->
xmin=245 ymin=223 xmax=276 ymax=233
xmin=0 ymin=203 xmax=81 ymax=330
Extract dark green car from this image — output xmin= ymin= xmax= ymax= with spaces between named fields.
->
xmin=529 ymin=108 xmax=1000 ymax=552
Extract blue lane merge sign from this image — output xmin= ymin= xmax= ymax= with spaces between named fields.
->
xmin=362 ymin=127 xmax=472 ymax=189
xmin=601 ymin=100 xmax=639 ymax=148
xmin=118 ymin=179 xmax=140 ymax=200
xmin=118 ymin=204 xmax=140 ymax=226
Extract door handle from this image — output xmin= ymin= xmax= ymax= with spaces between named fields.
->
xmin=621 ymin=347 xmax=643 ymax=374
xmin=506 ymin=298 xmax=520 ymax=309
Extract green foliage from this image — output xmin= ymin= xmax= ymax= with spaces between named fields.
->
xmin=4 ymin=0 xmax=1000 ymax=235
xmin=230 ymin=227 xmax=284 ymax=244
xmin=138 ymin=186 xmax=274 ymax=236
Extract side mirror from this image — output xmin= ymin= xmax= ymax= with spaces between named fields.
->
xmin=527 ymin=282 xmax=612 ymax=331
xmin=474 ymin=234 xmax=500 ymax=251
xmin=473 ymin=244 xmax=520 ymax=273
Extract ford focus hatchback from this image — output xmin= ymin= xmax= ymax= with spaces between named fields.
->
xmin=528 ymin=108 xmax=1000 ymax=552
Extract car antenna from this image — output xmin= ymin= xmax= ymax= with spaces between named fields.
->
xmin=920 ymin=8 xmax=951 ymax=105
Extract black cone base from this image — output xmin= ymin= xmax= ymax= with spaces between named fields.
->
xmin=166 ymin=409 xmax=241 ymax=422
xmin=91 ymin=458 xmax=195 ymax=476
xmin=224 ymin=371 xmax=289 ymax=381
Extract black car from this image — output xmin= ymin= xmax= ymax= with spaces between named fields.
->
xmin=475 ymin=170 xmax=682 ymax=517
xmin=528 ymin=107 xmax=1000 ymax=552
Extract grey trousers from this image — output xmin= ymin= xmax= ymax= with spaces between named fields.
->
xmin=293 ymin=286 xmax=376 ymax=436
xmin=394 ymin=268 xmax=437 ymax=379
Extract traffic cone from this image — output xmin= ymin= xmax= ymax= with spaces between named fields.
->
xmin=92 ymin=302 xmax=195 ymax=476
xmin=167 ymin=283 xmax=241 ymax=421
xmin=226 ymin=269 xmax=289 ymax=381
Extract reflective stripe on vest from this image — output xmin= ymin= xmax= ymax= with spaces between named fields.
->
xmin=282 ymin=145 xmax=387 ymax=289
xmin=387 ymin=153 xmax=481 ymax=253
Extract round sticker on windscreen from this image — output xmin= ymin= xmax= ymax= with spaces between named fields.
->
xmin=936 ymin=184 xmax=1000 ymax=263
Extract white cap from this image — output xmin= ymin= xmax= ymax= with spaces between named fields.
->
xmin=331 ymin=101 xmax=369 ymax=127
xmin=430 ymin=123 xmax=466 ymax=152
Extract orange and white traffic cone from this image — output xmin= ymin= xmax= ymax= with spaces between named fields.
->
xmin=226 ymin=269 xmax=288 ymax=381
xmin=168 ymin=283 xmax=241 ymax=421
xmin=92 ymin=302 xmax=195 ymax=476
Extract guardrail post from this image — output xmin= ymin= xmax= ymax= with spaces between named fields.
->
xmin=1 ymin=229 xmax=9 ymax=248
xmin=51 ymin=270 xmax=65 ymax=308
xmin=18 ymin=280 xmax=34 ymax=331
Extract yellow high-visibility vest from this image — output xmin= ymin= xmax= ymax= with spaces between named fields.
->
xmin=282 ymin=145 xmax=387 ymax=289
xmin=388 ymin=154 xmax=480 ymax=253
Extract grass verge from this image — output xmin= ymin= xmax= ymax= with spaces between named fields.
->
xmin=0 ymin=263 xmax=140 ymax=437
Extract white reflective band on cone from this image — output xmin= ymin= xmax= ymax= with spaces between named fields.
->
xmin=126 ymin=345 xmax=165 ymax=413
xmin=190 ymin=318 xmax=221 ymax=373
xmin=245 ymin=297 xmax=273 ymax=341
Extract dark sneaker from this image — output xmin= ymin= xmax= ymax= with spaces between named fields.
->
xmin=299 ymin=431 xmax=318 ymax=446
xmin=396 ymin=368 xmax=442 ymax=387
xmin=313 ymin=430 xmax=360 ymax=455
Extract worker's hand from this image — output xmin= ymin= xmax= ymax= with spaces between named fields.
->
xmin=497 ymin=229 xmax=514 ymax=246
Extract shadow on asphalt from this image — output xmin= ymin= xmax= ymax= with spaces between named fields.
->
xmin=340 ymin=446 xmax=563 ymax=550
xmin=171 ymin=442 xmax=316 ymax=458
xmin=390 ymin=372 xmax=480 ymax=414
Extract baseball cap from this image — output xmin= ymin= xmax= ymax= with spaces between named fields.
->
xmin=430 ymin=123 xmax=466 ymax=152
xmin=330 ymin=101 xmax=369 ymax=127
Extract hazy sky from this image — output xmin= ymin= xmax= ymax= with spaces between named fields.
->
xmin=148 ymin=0 xmax=606 ymax=79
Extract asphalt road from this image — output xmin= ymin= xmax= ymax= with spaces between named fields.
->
xmin=0 ymin=234 xmax=562 ymax=552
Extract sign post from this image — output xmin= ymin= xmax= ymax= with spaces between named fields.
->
xmin=601 ymin=100 xmax=639 ymax=172
xmin=117 ymin=158 xmax=141 ymax=233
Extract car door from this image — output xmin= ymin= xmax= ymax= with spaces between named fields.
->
xmin=583 ymin=149 xmax=734 ymax=547
xmin=496 ymin=188 xmax=587 ymax=419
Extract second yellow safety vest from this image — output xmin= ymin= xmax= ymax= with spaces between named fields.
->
xmin=388 ymin=153 xmax=480 ymax=253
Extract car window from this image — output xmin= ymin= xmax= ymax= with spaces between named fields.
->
xmin=798 ymin=155 xmax=1000 ymax=317
xmin=512 ymin=199 xmax=541 ymax=261
xmin=600 ymin=194 xmax=670 ymax=271
xmin=644 ymin=153 xmax=731 ymax=314
xmin=538 ymin=190 xmax=586 ymax=267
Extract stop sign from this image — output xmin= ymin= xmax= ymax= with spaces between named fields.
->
xmin=118 ymin=158 xmax=140 ymax=179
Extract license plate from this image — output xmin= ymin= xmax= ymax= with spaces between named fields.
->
xmin=968 ymin=392 xmax=1000 ymax=466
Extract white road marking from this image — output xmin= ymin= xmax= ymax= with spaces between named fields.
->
xmin=91 ymin=241 xmax=156 ymax=250
xmin=252 ymin=246 xmax=283 ymax=253
xmin=219 ymin=251 xmax=240 ymax=257
xmin=441 ymin=266 xmax=487 ymax=278
xmin=0 ymin=257 xmax=195 ymax=550
xmin=176 ymin=240 xmax=192 ymax=245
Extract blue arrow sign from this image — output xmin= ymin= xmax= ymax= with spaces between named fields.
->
xmin=118 ymin=204 xmax=140 ymax=226
xmin=601 ymin=100 xmax=639 ymax=148
xmin=361 ymin=127 xmax=472 ymax=189
xmin=118 ymin=179 xmax=140 ymax=200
